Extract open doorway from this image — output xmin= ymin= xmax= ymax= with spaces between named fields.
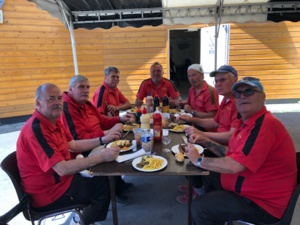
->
xmin=169 ymin=25 xmax=230 ymax=98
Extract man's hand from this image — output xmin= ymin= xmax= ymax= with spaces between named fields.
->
xmin=120 ymin=113 xmax=134 ymax=123
xmin=99 ymin=146 xmax=121 ymax=162
xmin=184 ymin=126 xmax=203 ymax=136
xmin=185 ymin=142 xmax=201 ymax=166
xmin=102 ymin=131 xmax=122 ymax=144
xmin=110 ymin=123 xmax=123 ymax=133
xmin=135 ymin=98 xmax=143 ymax=106
xmin=184 ymin=104 xmax=193 ymax=113
xmin=107 ymin=104 xmax=117 ymax=115
xmin=177 ymin=114 xmax=192 ymax=123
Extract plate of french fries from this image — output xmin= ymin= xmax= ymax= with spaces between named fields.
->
xmin=169 ymin=124 xmax=189 ymax=132
xmin=132 ymin=155 xmax=167 ymax=172
xmin=107 ymin=140 xmax=132 ymax=152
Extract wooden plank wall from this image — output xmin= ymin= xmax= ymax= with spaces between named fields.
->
xmin=230 ymin=22 xmax=300 ymax=99
xmin=1 ymin=0 xmax=300 ymax=119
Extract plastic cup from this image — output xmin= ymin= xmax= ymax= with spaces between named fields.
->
xmin=133 ymin=128 xmax=142 ymax=146
xmin=161 ymin=113 xmax=170 ymax=128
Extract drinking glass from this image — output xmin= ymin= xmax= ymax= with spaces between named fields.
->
xmin=162 ymin=134 xmax=171 ymax=152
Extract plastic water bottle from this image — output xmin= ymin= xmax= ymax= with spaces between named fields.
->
xmin=141 ymin=130 xmax=151 ymax=154
xmin=153 ymin=107 xmax=162 ymax=141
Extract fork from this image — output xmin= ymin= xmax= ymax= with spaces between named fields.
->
xmin=121 ymin=127 xmax=132 ymax=139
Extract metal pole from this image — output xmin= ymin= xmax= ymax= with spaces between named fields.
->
xmin=57 ymin=0 xmax=79 ymax=74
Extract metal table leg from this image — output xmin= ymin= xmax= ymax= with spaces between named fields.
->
xmin=188 ymin=176 xmax=193 ymax=225
xmin=109 ymin=176 xmax=118 ymax=225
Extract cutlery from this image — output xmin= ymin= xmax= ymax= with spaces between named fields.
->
xmin=182 ymin=135 xmax=188 ymax=144
xmin=121 ymin=127 xmax=132 ymax=139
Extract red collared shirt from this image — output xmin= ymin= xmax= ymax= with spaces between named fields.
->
xmin=187 ymin=81 xmax=219 ymax=112
xmin=222 ymin=107 xmax=297 ymax=218
xmin=136 ymin=78 xmax=180 ymax=101
xmin=17 ymin=110 xmax=73 ymax=207
xmin=92 ymin=82 xmax=128 ymax=116
xmin=214 ymin=96 xmax=241 ymax=132
xmin=61 ymin=92 xmax=119 ymax=141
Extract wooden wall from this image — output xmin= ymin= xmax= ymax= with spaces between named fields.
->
xmin=0 ymin=0 xmax=300 ymax=118
xmin=230 ymin=23 xmax=300 ymax=99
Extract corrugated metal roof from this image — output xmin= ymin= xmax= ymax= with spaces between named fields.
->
xmin=28 ymin=0 xmax=300 ymax=29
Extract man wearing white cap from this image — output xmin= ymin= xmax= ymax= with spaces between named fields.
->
xmin=182 ymin=64 xmax=219 ymax=119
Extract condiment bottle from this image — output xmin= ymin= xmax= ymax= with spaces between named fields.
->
xmin=146 ymin=93 xmax=154 ymax=113
xmin=153 ymin=107 xmax=162 ymax=141
xmin=140 ymin=107 xmax=150 ymax=130
xmin=135 ymin=106 xmax=142 ymax=128
xmin=153 ymin=94 xmax=160 ymax=112
xmin=162 ymin=95 xmax=169 ymax=113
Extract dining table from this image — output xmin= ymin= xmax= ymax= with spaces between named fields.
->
xmin=89 ymin=128 xmax=209 ymax=225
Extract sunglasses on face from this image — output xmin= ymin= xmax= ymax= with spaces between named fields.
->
xmin=234 ymin=88 xmax=262 ymax=99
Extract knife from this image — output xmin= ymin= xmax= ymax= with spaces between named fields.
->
xmin=182 ymin=135 xmax=188 ymax=144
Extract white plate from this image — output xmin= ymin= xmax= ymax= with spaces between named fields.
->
xmin=106 ymin=140 xmax=132 ymax=152
xmin=174 ymin=112 xmax=192 ymax=118
xmin=169 ymin=124 xmax=189 ymax=133
xmin=171 ymin=144 xmax=204 ymax=157
xmin=132 ymin=155 xmax=168 ymax=172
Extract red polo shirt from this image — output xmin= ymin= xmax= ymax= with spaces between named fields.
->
xmin=17 ymin=110 xmax=73 ymax=207
xmin=61 ymin=92 xmax=119 ymax=141
xmin=221 ymin=107 xmax=297 ymax=218
xmin=214 ymin=97 xmax=241 ymax=132
xmin=187 ymin=81 xmax=219 ymax=113
xmin=136 ymin=78 xmax=180 ymax=101
xmin=92 ymin=82 xmax=128 ymax=116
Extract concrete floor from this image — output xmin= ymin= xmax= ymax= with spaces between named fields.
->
xmin=0 ymin=107 xmax=300 ymax=225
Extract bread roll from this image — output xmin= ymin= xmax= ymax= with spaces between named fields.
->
xmin=175 ymin=152 xmax=184 ymax=162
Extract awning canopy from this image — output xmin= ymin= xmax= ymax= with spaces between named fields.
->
xmin=29 ymin=0 xmax=300 ymax=30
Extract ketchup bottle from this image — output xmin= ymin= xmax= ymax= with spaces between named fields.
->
xmin=153 ymin=107 xmax=162 ymax=141
xmin=135 ymin=106 xmax=142 ymax=128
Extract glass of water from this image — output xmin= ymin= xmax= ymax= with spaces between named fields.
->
xmin=162 ymin=131 xmax=171 ymax=153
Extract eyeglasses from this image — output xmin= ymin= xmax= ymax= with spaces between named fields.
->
xmin=213 ymin=76 xmax=235 ymax=84
xmin=234 ymin=88 xmax=262 ymax=99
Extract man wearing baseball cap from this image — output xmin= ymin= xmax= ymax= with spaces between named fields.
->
xmin=181 ymin=63 xmax=219 ymax=120
xmin=176 ymin=65 xmax=241 ymax=204
xmin=186 ymin=77 xmax=297 ymax=224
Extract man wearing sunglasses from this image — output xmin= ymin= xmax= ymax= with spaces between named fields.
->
xmin=176 ymin=65 xmax=241 ymax=204
xmin=185 ymin=77 xmax=297 ymax=225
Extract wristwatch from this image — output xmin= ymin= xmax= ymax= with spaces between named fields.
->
xmin=196 ymin=156 xmax=204 ymax=167
xmin=191 ymin=110 xmax=197 ymax=116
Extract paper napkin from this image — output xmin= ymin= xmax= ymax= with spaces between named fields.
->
xmin=116 ymin=149 xmax=146 ymax=163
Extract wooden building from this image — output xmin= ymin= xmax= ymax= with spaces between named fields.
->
xmin=1 ymin=0 xmax=300 ymax=118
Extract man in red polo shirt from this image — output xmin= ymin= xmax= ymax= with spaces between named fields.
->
xmin=17 ymin=83 xmax=120 ymax=225
xmin=181 ymin=64 xmax=219 ymax=119
xmin=186 ymin=77 xmax=297 ymax=224
xmin=180 ymin=65 xmax=240 ymax=145
xmin=176 ymin=65 xmax=241 ymax=204
xmin=92 ymin=66 xmax=131 ymax=117
xmin=61 ymin=75 xmax=134 ymax=206
xmin=135 ymin=61 xmax=182 ymax=107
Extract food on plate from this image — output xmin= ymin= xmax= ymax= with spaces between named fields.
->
xmin=136 ymin=155 xmax=164 ymax=170
xmin=175 ymin=152 xmax=184 ymax=162
xmin=110 ymin=140 xmax=131 ymax=150
xmin=170 ymin=124 xmax=184 ymax=132
xmin=169 ymin=108 xmax=181 ymax=114
xmin=179 ymin=144 xmax=187 ymax=154
xmin=123 ymin=124 xmax=134 ymax=131
xmin=168 ymin=122 xmax=178 ymax=129
xmin=128 ymin=108 xmax=137 ymax=113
